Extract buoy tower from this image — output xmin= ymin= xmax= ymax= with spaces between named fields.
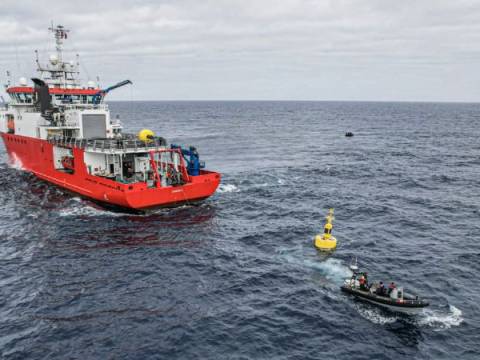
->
xmin=314 ymin=208 xmax=337 ymax=251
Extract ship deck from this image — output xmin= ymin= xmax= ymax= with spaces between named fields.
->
xmin=48 ymin=135 xmax=167 ymax=154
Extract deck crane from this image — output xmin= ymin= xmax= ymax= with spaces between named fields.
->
xmin=93 ymin=79 xmax=132 ymax=104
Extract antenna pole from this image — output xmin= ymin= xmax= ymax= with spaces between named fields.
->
xmin=48 ymin=23 xmax=70 ymax=64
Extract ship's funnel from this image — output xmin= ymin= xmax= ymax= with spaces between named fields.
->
xmin=32 ymin=78 xmax=53 ymax=119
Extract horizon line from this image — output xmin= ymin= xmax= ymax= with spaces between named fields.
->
xmin=107 ymin=99 xmax=480 ymax=104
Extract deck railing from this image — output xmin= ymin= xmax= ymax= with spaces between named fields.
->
xmin=48 ymin=135 xmax=167 ymax=153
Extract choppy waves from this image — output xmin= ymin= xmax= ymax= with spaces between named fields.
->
xmin=1 ymin=101 xmax=479 ymax=359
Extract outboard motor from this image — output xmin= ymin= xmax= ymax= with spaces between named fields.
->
xmin=32 ymin=78 xmax=53 ymax=121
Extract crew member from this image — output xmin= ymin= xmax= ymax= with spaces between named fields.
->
xmin=388 ymin=282 xmax=396 ymax=295
xmin=359 ymin=273 xmax=368 ymax=290
xmin=376 ymin=281 xmax=385 ymax=296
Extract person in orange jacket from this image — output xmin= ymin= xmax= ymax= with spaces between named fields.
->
xmin=359 ymin=273 xmax=368 ymax=290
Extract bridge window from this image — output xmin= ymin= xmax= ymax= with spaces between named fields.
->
xmin=79 ymin=95 xmax=95 ymax=104
xmin=15 ymin=93 xmax=33 ymax=104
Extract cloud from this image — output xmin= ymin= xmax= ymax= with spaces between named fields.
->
xmin=1 ymin=0 xmax=480 ymax=101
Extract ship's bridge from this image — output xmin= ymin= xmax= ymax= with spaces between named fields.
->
xmin=6 ymin=86 xmax=102 ymax=107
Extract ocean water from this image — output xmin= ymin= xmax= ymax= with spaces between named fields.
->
xmin=0 ymin=101 xmax=479 ymax=359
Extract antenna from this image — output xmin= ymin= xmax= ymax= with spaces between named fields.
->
xmin=349 ymin=257 xmax=359 ymax=273
xmin=76 ymin=54 xmax=81 ymax=78
xmin=34 ymin=49 xmax=40 ymax=67
xmin=326 ymin=208 xmax=334 ymax=223
xmin=48 ymin=22 xmax=70 ymax=63
xmin=5 ymin=70 xmax=11 ymax=88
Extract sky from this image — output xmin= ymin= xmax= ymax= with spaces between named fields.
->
xmin=1 ymin=0 xmax=480 ymax=102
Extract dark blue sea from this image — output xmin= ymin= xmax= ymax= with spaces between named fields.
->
xmin=1 ymin=101 xmax=479 ymax=359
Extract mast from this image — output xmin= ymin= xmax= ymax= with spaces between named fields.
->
xmin=48 ymin=23 xmax=69 ymax=64
xmin=36 ymin=23 xmax=80 ymax=88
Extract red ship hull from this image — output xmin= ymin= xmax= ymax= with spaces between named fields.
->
xmin=1 ymin=133 xmax=221 ymax=211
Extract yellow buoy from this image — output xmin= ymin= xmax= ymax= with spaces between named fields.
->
xmin=314 ymin=208 xmax=337 ymax=251
xmin=138 ymin=129 xmax=155 ymax=142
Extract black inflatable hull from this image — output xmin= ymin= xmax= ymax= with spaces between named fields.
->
xmin=341 ymin=285 xmax=429 ymax=315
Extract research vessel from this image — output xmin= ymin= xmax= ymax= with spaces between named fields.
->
xmin=0 ymin=24 xmax=220 ymax=211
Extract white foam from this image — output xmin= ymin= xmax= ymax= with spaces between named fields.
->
xmin=59 ymin=198 xmax=196 ymax=217
xmin=310 ymin=258 xmax=353 ymax=281
xmin=281 ymin=252 xmax=352 ymax=283
xmin=217 ymin=184 xmax=240 ymax=193
xmin=8 ymin=152 xmax=25 ymax=171
xmin=59 ymin=201 xmax=126 ymax=217
xmin=355 ymin=304 xmax=398 ymax=325
xmin=418 ymin=305 xmax=463 ymax=330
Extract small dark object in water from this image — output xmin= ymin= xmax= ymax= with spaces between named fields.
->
xmin=345 ymin=132 xmax=354 ymax=137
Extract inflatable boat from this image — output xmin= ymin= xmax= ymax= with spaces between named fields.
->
xmin=341 ymin=261 xmax=429 ymax=315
